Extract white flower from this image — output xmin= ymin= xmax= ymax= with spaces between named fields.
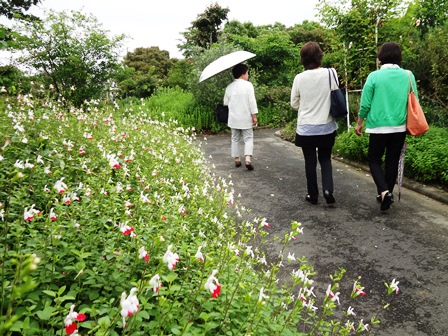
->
xmin=258 ymin=287 xmax=269 ymax=302
xmin=120 ymin=288 xmax=139 ymax=326
xmin=163 ymin=245 xmax=180 ymax=270
xmin=149 ymin=274 xmax=162 ymax=293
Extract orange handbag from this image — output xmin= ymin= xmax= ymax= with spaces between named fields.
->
xmin=406 ymin=71 xmax=429 ymax=136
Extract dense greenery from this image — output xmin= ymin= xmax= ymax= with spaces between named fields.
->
xmin=1 ymin=92 xmax=401 ymax=335
xmin=12 ymin=10 xmax=125 ymax=106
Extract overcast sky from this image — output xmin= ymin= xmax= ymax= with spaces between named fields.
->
xmin=27 ymin=0 xmax=320 ymax=59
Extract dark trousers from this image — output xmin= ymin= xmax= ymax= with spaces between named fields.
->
xmin=368 ymin=132 xmax=406 ymax=195
xmin=301 ymin=146 xmax=334 ymax=199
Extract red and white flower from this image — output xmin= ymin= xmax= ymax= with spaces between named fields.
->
xmin=49 ymin=208 xmax=57 ymax=221
xmin=63 ymin=194 xmax=71 ymax=205
xmin=260 ymin=217 xmax=270 ymax=228
xmin=195 ymin=245 xmax=204 ymax=262
xmin=119 ymin=223 xmax=135 ymax=236
xmin=326 ymin=284 xmax=340 ymax=305
xmin=54 ymin=177 xmax=68 ymax=194
xmin=120 ymin=287 xmax=139 ymax=326
xmin=64 ymin=304 xmax=86 ymax=335
xmin=389 ymin=278 xmax=400 ymax=294
xmin=138 ymin=246 xmax=150 ymax=263
xmin=204 ymin=269 xmax=221 ymax=298
xmin=352 ymin=281 xmax=366 ymax=297
xmin=149 ymin=274 xmax=162 ymax=293
xmin=24 ymin=204 xmax=41 ymax=221
xmin=107 ymin=154 xmax=120 ymax=169
xmin=163 ymin=244 xmax=180 ymax=270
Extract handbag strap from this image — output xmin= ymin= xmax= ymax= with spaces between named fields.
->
xmin=407 ymin=70 xmax=415 ymax=93
xmin=328 ymin=68 xmax=339 ymax=89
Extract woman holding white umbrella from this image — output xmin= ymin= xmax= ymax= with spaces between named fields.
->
xmin=224 ymin=63 xmax=258 ymax=170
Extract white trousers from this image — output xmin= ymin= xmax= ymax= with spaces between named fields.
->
xmin=231 ymin=128 xmax=254 ymax=158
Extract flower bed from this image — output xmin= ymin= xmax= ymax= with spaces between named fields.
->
xmin=0 ymin=94 xmax=396 ymax=335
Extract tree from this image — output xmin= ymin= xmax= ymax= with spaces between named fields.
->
xmin=123 ymin=47 xmax=173 ymax=80
xmin=413 ymin=0 xmax=448 ymax=34
xmin=0 ymin=65 xmax=25 ymax=94
xmin=117 ymin=46 xmax=175 ymax=98
xmin=0 ymin=0 xmax=41 ymax=20
xmin=1 ymin=0 xmax=42 ymax=49
xmin=179 ymin=3 xmax=230 ymax=57
xmin=317 ymin=0 xmax=405 ymax=89
xmin=13 ymin=9 xmax=125 ymax=106
xmin=165 ymin=59 xmax=195 ymax=91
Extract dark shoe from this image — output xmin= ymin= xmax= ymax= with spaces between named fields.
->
xmin=245 ymin=162 xmax=254 ymax=171
xmin=305 ymin=195 xmax=318 ymax=205
xmin=235 ymin=161 xmax=242 ymax=167
xmin=323 ymin=190 xmax=335 ymax=204
xmin=376 ymin=195 xmax=382 ymax=203
xmin=381 ymin=192 xmax=394 ymax=211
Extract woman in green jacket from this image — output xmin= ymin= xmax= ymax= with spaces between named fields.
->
xmin=355 ymin=42 xmax=418 ymax=211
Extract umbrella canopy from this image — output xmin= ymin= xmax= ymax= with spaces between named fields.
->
xmin=397 ymin=141 xmax=408 ymax=201
xmin=199 ymin=50 xmax=256 ymax=83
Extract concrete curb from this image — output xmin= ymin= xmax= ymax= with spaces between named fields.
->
xmin=274 ymin=130 xmax=448 ymax=206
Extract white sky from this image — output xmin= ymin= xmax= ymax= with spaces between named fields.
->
xmin=27 ymin=0 xmax=320 ymax=59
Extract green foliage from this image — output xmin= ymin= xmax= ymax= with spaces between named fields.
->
xmin=165 ymin=59 xmax=195 ymax=91
xmin=0 ymin=0 xmax=41 ymax=20
xmin=414 ymin=0 xmax=448 ymax=34
xmin=256 ymin=85 xmax=296 ymax=127
xmin=333 ymin=125 xmax=370 ymax=162
xmin=333 ymin=126 xmax=448 ymax=187
xmin=179 ymin=3 xmax=230 ymax=58
xmin=0 ymin=91 xmax=397 ymax=335
xmin=142 ymin=87 xmax=225 ymax=132
xmin=13 ymin=9 xmax=125 ymax=106
xmin=411 ymin=25 xmax=448 ymax=108
xmin=117 ymin=47 xmax=176 ymax=99
xmin=0 ymin=65 xmax=22 ymax=95
xmin=403 ymin=127 xmax=448 ymax=184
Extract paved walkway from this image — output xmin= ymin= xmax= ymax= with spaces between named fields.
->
xmin=202 ymin=127 xmax=448 ymax=336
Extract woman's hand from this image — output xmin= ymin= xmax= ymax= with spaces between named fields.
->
xmin=252 ymin=115 xmax=258 ymax=126
xmin=355 ymin=117 xmax=364 ymax=136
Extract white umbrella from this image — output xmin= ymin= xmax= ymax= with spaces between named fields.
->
xmin=199 ymin=50 xmax=256 ymax=83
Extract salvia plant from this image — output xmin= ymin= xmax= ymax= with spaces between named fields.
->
xmin=0 ymin=87 xmax=399 ymax=335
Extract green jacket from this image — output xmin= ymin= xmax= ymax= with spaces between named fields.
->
xmin=359 ymin=67 xmax=418 ymax=129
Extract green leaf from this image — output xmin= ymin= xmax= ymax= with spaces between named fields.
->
xmin=42 ymin=290 xmax=56 ymax=297
xmin=35 ymin=306 xmax=57 ymax=320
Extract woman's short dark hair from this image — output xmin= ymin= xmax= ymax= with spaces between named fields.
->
xmin=377 ymin=42 xmax=402 ymax=65
xmin=300 ymin=42 xmax=323 ymax=70
xmin=232 ymin=63 xmax=249 ymax=79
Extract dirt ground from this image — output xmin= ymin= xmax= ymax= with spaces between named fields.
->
xmin=202 ymin=127 xmax=448 ymax=336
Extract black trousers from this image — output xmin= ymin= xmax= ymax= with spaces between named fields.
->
xmin=368 ymin=132 xmax=406 ymax=195
xmin=301 ymin=146 xmax=334 ymax=199
xmin=297 ymin=131 xmax=336 ymax=199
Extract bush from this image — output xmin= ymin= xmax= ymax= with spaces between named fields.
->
xmin=404 ymin=127 xmax=448 ymax=185
xmin=333 ymin=126 xmax=448 ymax=188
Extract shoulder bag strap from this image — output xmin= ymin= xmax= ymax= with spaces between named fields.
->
xmin=330 ymin=68 xmax=339 ymax=87
xmin=407 ymin=70 xmax=414 ymax=93
xmin=328 ymin=68 xmax=331 ymax=89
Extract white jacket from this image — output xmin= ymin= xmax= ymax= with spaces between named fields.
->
xmin=224 ymin=79 xmax=258 ymax=129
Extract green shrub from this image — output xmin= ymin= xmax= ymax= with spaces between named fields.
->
xmin=404 ymin=127 xmax=448 ymax=185
xmin=333 ymin=126 xmax=369 ymax=162
xmin=333 ymin=126 xmax=448 ymax=187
